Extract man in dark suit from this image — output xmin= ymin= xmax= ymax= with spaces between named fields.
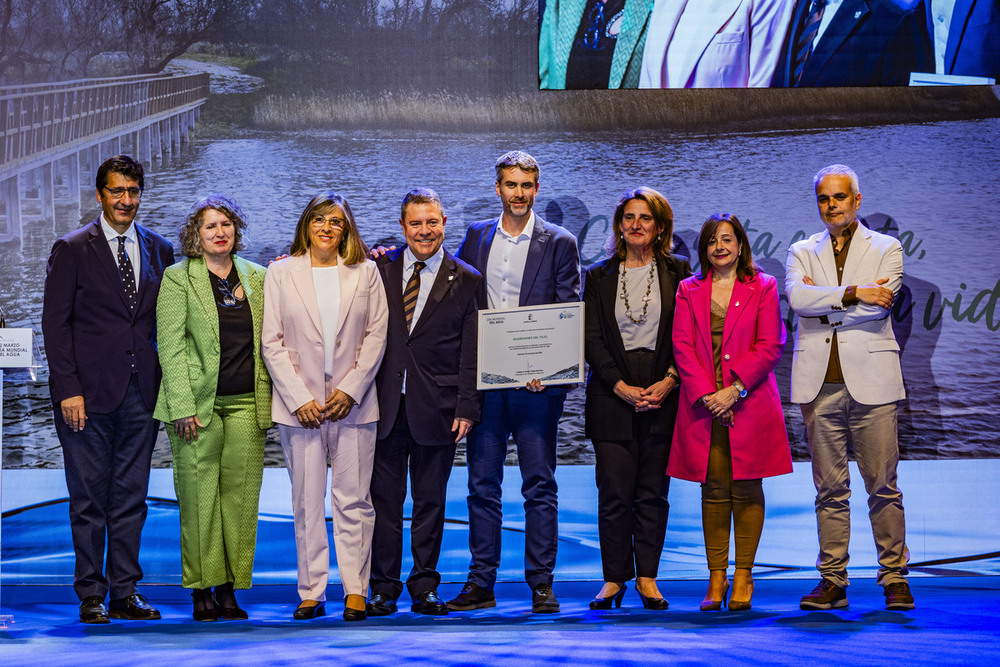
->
xmin=771 ymin=0 xmax=933 ymax=86
xmin=42 ymin=155 xmax=175 ymax=623
xmin=367 ymin=188 xmax=483 ymax=617
xmin=448 ymin=151 xmax=581 ymax=613
xmin=927 ymin=0 xmax=1000 ymax=79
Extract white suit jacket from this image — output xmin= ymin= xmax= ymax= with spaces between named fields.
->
xmin=785 ymin=223 xmax=905 ymax=406
xmin=639 ymin=0 xmax=794 ymax=88
xmin=262 ymin=253 xmax=388 ymax=427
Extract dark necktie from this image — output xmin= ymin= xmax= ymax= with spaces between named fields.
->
xmin=403 ymin=261 xmax=426 ymax=331
xmin=117 ymin=236 xmax=137 ymax=311
xmin=793 ymin=0 xmax=827 ymax=85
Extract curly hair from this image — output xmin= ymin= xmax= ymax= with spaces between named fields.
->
xmin=178 ymin=194 xmax=248 ymax=258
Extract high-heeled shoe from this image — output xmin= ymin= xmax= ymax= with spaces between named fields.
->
xmin=699 ymin=579 xmax=730 ymax=612
xmin=343 ymin=594 xmax=367 ymax=621
xmin=214 ymin=582 xmax=248 ymax=620
xmin=293 ymin=600 xmax=326 ymax=620
xmin=192 ymin=588 xmax=219 ymax=622
xmin=589 ymin=583 xmax=627 ymax=610
xmin=637 ymin=590 xmax=670 ymax=610
xmin=729 ymin=570 xmax=754 ymax=611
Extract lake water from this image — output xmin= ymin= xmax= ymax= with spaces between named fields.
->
xmin=3 ymin=118 xmax=999 ymax=467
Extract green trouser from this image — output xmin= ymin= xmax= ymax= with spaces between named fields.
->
xmin=169 ymin=392 xmax=265 ymax=589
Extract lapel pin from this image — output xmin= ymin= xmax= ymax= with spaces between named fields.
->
xmin=854 ymin=10 xmax=862 ymax=19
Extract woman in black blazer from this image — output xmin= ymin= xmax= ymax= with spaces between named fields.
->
xmin=583 ymin=187 xmax=692 ymax=609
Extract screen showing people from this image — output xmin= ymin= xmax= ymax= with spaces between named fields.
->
xmin=539 ymin=0 xmax=1000 ymax=88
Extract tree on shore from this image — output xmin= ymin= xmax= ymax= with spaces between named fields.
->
xmin=1 ymin=0 xmax=248 ymax=83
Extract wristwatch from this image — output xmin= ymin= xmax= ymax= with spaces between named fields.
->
xmin=733 ymin=384 xmax=747 ymax=401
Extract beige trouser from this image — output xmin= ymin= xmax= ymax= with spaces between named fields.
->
xmin=279 ymin=418 xmax=376 ymax=601
xmin=801 ymin=383 xmax=909 ymax=588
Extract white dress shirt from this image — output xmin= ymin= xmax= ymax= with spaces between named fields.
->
xmin=101 ymin=215 xmax=140 ymax=284
xmin=814 ymin=0 xmax=845 ymax=47
xmin=312 ymin=265 xmax=341 ymax=377
xmin=929 ymin=0 xmax=957 ymax=74
xmin=485 ymin=211 xmax=535 ymax=310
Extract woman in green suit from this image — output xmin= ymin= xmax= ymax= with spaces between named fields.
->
xmin=154 ymin=194 xmax=271 ymax=621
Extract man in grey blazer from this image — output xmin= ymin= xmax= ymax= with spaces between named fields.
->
xmin=786 ymin=164 xmax=913 ymax=611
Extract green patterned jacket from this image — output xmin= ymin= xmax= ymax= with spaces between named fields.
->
xmin=153 ymin=255 xmax=272 ymax=429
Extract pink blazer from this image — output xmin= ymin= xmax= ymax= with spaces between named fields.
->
xmin=670 ymin=271 xmax=791 ymax=482
xmin=262 ymin=254 xmax=388 ymax=427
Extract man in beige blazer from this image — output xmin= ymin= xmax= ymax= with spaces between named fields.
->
xmin=786 ymin=164 xmax=913 ymax=612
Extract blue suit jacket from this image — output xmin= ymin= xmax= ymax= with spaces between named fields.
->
xmin=457 ymin=214 xmax=581 ymax=308
xmin=771 ymin=0 xmax=933 ymax=86
xmin=374 ymin=246 xmax=484 ymax=445
xmin=935 ymin=0 xmax=1000 ymax=78
xmin=42 ymin=218 xmax=175 ymax=413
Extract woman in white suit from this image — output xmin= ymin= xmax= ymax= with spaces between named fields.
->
xmin=639 ymin=0 xmax=794 ymax=88
xmin=262 ymin=191 xmax=388 ymax=621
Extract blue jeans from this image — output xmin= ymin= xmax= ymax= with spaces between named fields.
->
xmin=465 ymin=388 xmax=565 ymax=590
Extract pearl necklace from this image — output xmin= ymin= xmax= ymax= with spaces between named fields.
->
xmin=620 ymin=261 xmax=655 ymax=324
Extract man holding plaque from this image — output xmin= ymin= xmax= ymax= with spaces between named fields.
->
xmin=449 ymin=150 xmax=581 ymax=613
xmin=367 ymin=188 xmax=483 ymax=617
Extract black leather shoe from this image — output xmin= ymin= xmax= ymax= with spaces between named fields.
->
xmin=192 ymin=588 xmax=219 ymax=622
xmin=447 ymin=582 xmax=496 ymax=611
xmin=637 ymin=590 xmax=670 ymax=610
xmin=214 ymin=583 xmax=248 ymax=620
xmin=293 ymin=600 xmax=326 ymax=620
xmin=79 ymin=595 xmax=110 ymax=624
xmin=589 ymin=584 xmax=627 ymax=610
xmin=531 ymin=584 xmax=560 ymax=613
xmin=343 ymin=594 xmax=367 ymax=621
xmin=366 ymin=593 xmax=398 ymax=616
xmin=108 ymin=593 xmax=161 ymax=620
xmin=411 ymin=590 xmax=449 ymax=616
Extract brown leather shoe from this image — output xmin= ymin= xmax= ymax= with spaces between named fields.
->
xmin=884 ymin=581 xmax=915 ymax=610
xmin=447 ymin=582 xmax=496 ymax=611
xmin=800 ymin=580 xmax=848 ymax=610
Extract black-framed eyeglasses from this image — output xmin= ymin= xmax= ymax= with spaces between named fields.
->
xmin=103 ymin=186 xmax=143 ymax=200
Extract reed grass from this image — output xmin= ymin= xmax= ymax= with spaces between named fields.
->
xmin=252 ymin=86 xmax=1000 ymax=133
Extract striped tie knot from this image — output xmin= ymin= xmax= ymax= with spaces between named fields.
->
xmin=403 ymin=261 xmax=426 ymax=331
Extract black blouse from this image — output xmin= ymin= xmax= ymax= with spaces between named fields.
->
xmin=209 ymin=265 xmax=254 ymax=396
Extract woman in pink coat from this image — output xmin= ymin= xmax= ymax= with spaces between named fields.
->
xmin=262 ymin=191 xmax=388 ymax=622
xmin=671 ymin=213 xmax=791 ymax=612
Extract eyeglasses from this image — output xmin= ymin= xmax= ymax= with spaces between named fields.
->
xmin=103 ymin=186 xmax=143 ymax=200
xmin=310 ymin=215 xmax=346 ymax=228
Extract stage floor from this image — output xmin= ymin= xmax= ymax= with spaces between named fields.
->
xmin=2 ymin=577 xmax=999 ymax=666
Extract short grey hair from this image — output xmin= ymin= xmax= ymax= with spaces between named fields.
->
xmin=178 ymin=194 xmax=248 ymax=258
xmin=814 ymin=164 xmax=860 ymax=194
xmin=495 ymin=150 xmax=540 ymax=182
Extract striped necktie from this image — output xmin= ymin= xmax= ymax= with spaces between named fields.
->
xmin=793 ymin=0 xmax=827 ymax=85
xmin=403 ymin=261 xmax=425 ymax=331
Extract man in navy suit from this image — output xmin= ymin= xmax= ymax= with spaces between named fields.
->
xmin=927 ymin=0 xmax=1000 ymax=79
xmin=42 ymin=155 xmax=175 ymax=623
xmin=771 ymin=0 xmax=933 ymax=86
xmin=447 ymin=151 xmax=581 ymax=613
xmin=367 ymin=188 xmax=483 ymax=617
